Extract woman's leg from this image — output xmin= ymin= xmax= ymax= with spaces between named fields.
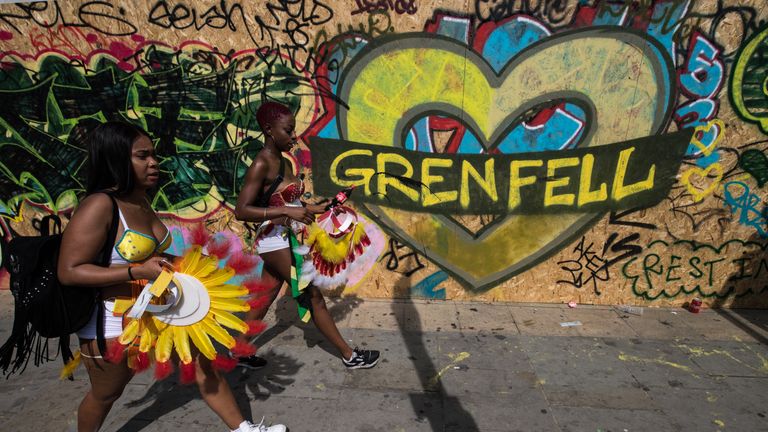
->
xmin=235 ymin=275 xmax=283 ymax=346
xmin=194 ymin=354 xmax=244 ymax=430
xmin=260 ymin=247 xmax=353 ymax=360
xmin=78 ymin=339 xmax=134 ymax=432
xmin=193 ymin=350 xmax=286 ymax=431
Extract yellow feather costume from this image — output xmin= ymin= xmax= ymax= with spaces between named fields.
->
xmin=61 ymin=246 xmax=254 ymax=379
xmin=117 ymin=246 xmax=250 ymax=365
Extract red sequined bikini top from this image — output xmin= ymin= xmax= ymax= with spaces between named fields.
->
xmin=268 ymin=181 xmax=305 ymax=207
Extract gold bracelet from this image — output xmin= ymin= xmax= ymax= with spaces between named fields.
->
xmin=263 ymin=207 xmax=267 ymax=219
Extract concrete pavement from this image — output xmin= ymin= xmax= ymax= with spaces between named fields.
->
xmin=0 ymin=290 xmax=766 ymax=432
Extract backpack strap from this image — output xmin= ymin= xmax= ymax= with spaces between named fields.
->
xmin=98 ymin=194 xmax=120 ymax=266
xmin=256 ymin=156 xmax=286 ymax=207
xmin=94 ymin=193 xmax=120 ymax=356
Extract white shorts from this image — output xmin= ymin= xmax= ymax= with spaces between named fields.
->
xmin=255 ymin=224 xmax=291 ymax=254
xmin=76 ymin=300 xmax=124 ymax=339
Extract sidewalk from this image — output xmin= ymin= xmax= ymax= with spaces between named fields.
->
xmin=0 ymin=289 xmax=766 ymax=432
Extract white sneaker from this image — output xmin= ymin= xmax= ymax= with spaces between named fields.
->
xmin=234 ymin=418 xmax=287 ymax=432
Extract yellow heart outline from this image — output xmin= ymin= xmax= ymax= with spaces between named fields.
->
xmin=680 ymin=163 xmax=724 ymax=202
xmin=690 ymin=119 xmax=725 ymax=156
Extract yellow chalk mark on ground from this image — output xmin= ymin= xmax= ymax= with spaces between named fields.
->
xmin=446 ymin=352 xmax=469 ymax=361
xmin=706 ymin=392 xmax=718 ymax=403
xmin=758 ymin=351 xmax=768 ymax=373
xmin=428 ymin=352 xmax=470 ymax=387
xmin=677 ymin=344 xmax=768 ymax=374
xmin=315 ymin=383 xmax=326 ymax=391
xmin=734 ymin=336 xmax=768 ymax=373
xmin=618 ymin=352 xmax=694 ymax=373
xmin=713 ymin=419 xmax=725 ymax=427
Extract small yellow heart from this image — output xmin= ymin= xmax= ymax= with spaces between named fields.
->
xmin=690 ymin=119 xmax=725 ymax=156
xmin=681 ymin=163 xmax=724 ymax=202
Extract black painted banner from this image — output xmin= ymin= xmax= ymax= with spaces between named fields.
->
xmin=309 ymin=128 xmax=695 ymax=215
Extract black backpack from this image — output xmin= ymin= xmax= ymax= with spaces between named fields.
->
xmin=0 ymin=193 xmax=119 ymax=376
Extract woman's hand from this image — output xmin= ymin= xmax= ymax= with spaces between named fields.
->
xmin=305 ymin=203 xmax=327 ymax=214
xmin=284 ymin=206 xmax=315 ymax=225
xmin=132 ymin=256 xmax=171 ymax=280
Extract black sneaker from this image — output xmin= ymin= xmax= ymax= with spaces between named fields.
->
xmin=237 ymin=355 xmax=268 ymax=370
xmin=342 ymin=347 xmax=380 ymax=369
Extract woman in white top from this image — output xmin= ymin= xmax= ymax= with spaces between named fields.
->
xmin=58 ymin=121 xmax=285 ymax=432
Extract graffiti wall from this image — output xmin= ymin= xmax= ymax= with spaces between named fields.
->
xmin=1 ymin=0 xmax=767 ymax=308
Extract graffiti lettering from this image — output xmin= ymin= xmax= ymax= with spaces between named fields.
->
xmin=147 ymin=0 xmax=245 ymax=31
xmin=0 ymin=0 xmax=138 ymax=36
xmin=314 ymin=26 xmax=688 ymax=290
xmin=351 ymin=0 xmax=417 ymax=16
xmin=673 ymin=1 xmax=765 ymax=59
xmin=723 ymin=181 xmax=768 ymax=238
xmin=474 ymin=0 xmax=573 ymax=26
xmin=557 ymin=236 xmax=609 ymax=295
xmin=579 ymin=0 xmax=764 ymax=60
xmin=603 ymin=232 xmax=643 ymax=269
xmin=146 ymin=0 xmax=333 ymax=76
xmin=311 ymin=9 xmax=392 ymax=81
xmin=313 ymin=130 xmax=692 ymax=215
xmin=148 ymin=0 xmax=332 ymax=31
xmin=264 ymin=0 xmax=333 ymax=25
xmin=623 ymin=239 xmax=768 ymax=299
xmin=680 ymin=33 xmax=725 ymax=100
xmin=557 ymin=231 xmax=642 ymax=296
xmin=380 ymin=238 xmax=425 ymax=277
xmin=674 ymin=36 xmax=725 ymax=158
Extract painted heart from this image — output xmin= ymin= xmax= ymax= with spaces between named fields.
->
xmin=337 ymin=29 xmax=675 ymax=291
xmin=690 ymin=119 xmax=725 ymax=156
xmin=681 ymin=164 xmax=724 ymax=202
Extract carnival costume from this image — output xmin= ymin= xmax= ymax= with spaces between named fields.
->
xmin=253 ymin=159 xmax=378 ymax=323
xmin=62 ymin=227 xmax=266 ymax=382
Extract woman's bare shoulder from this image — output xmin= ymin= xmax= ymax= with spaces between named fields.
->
xmin=72 ymin=193 xmax=114 ymax=219
xmin=247 ymin=152 xmax=273 ymax=177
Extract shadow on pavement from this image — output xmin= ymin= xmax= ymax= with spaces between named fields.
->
xmin=115 ymin=352 xmax=302 ymax=432
xmin=254 ymin=294 xmax=364 ymax=359
xmin=712 ymin=230 xmax=768 ymax=345
xmin=394 ymin=272 xmax=478 ymax=431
